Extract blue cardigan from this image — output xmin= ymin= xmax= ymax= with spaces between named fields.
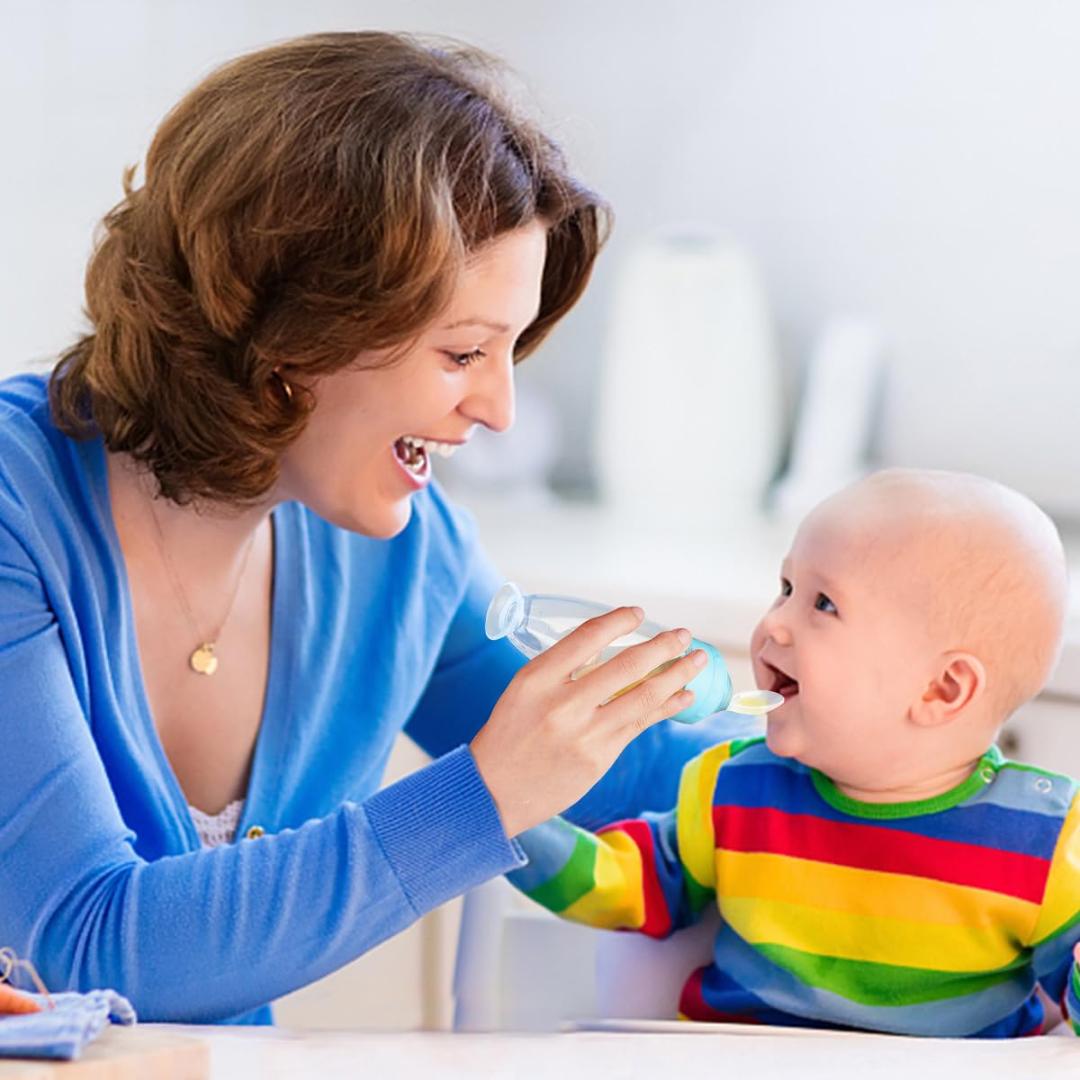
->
xmin=0 ymin=373 xmax=744 ymax=1024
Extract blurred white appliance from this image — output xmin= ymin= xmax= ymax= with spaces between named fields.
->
xmin=773 ymin=317 xmax=885 ymax=520
xmin=594 ymin=231 xmax=783 ymax=529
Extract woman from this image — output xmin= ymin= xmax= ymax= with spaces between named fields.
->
xmin=0 ymin=32 xmax=723 ymax=1024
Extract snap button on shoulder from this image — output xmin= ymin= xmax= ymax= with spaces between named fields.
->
xmin=245 ymin=825 xmax=266 ymax=839
xmin=1035 ymin=777 xmax=1053 ymax=795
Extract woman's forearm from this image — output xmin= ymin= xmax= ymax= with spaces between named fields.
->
xmin=22 ymin=749 xmax=520 ymax=1022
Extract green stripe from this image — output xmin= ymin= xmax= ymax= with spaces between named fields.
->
xmin=756 ymin=942 xmax=1025 ymax=1006
xmin=997 ymin=758 xmax=1070 ymax=781
xmin=1031 ymin=906 xmax=1080 ymax=948
xmin=683 ymin=868 xmax=713 ymax=914
xmin=525 ymin=832 xmax=598 ymax=913
xmin=811 ymin=748 xmax=999 ymax=820
xmin=729 ymin=736 xmax=766 ymax=759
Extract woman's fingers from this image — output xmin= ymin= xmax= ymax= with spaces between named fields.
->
xmin=598 ymin=648 xmax=708 ymax=732
xmin=579 ymin=627 xmax=693 ymax=704
xmin=528 ymin=604 xmax=645 ymax=678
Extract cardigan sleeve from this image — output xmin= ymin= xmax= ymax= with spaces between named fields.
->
xmin=0 ymin=502 xmax=523 ymax=1023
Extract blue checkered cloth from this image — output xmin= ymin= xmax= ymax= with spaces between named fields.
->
xmin=0 ymin=989 xmax=136 ymax=1060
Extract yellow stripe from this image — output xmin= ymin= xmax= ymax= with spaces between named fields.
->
xmin=717 ymin=849 xmax=1037 ymax=932
xmin=721 ymin=894 xmax=1023 ymax=972
xmin=676 ymin=742 xmax=732 ymax=895
xmin=562 ymin=829 xmax=645 ymax=930
xmin=1029 ymin=791 xmax=1080 ymax=945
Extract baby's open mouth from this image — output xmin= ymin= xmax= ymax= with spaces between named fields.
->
xmin=762 ymin=660 xmax=800 ymax=701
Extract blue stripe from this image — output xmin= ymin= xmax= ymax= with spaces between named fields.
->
xmin=693 ymin=964 xmax=854 ymax=1031
xmin=977 ymin=764 xmax=1077 ymax=817
xmin=968 ymin=993 xmax=1043 ymax=1037
xmin=714 ymin=758 xmax=1064 ymax=859
xmin=641 ymin=809 xmax=696 ymax=933
xmin=1066 ymin=966 xmax=1080 ymax=1030
xmin=1031 ymin=931 xmax=1077 ymax=1000
xmin=709 ymin=922 xmax=1036 ymax=1037
xmin=508 ymin=817 xmax=582 ymax=893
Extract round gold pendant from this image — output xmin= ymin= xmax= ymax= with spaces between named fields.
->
xmin=189 ymin=644 xmax=219 ymax=675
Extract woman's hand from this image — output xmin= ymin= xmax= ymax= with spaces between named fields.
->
xmin=470 ymin=606 xmax=707 ymax=838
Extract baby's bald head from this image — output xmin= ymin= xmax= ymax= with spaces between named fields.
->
xmin=807 ymin=469 xmax=1068 ymax=718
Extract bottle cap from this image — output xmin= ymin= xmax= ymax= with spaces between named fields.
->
xmin=729 ymin=689 xmax=785 ymax=716
xmin=672 ymin=640 xmax=733 ymax=723
xmin=486 ymin=581 xmax=526 ymax=641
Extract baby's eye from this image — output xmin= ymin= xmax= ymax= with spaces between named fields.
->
xmin=814 ymin=593 xmax=837 ymax=615
xmin=779 ymin=578 xmax=793 ymax=598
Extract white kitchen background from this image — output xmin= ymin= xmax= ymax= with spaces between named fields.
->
xmin=3 ymin=0 xmax=1079 ymax=1033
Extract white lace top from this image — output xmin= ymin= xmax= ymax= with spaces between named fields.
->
xmin=189 ymin=799 xmax=245 ymax=848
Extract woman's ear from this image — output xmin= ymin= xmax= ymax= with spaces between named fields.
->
xmin=910 ymin=652 xmax=986 ymax=728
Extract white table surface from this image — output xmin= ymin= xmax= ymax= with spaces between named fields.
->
xmin=163 ymin=1022 xmax=1080 ymax=1080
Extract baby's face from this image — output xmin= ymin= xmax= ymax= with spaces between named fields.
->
xmin=749 ymin=509 xmax=943 ymax=787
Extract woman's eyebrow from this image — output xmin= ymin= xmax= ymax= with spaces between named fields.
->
xmin=440 ymin=317 xmax=511 ymax=332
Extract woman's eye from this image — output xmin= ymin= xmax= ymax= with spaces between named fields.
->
xmin=814 ymin=593 xmax=837 ymax=615
xmin=445 ymin=349 xmax=486 ymax=367
xmin=779 ymin=578 xmax=793 ymax=598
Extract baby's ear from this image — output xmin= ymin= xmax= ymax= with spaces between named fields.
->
xmin=910 ymin=652 xmax=986 ymax=728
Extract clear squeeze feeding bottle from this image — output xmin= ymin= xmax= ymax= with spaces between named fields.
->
xmin=485 ymin=581 xmax=734 ymax=724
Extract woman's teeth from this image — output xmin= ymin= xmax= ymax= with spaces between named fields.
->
xmin=400 ymin=435 xmax=460 ymax=459
xmin=394 ymin=434 xmax=464 ymax=479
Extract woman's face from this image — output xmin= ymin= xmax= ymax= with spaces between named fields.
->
xmin=275 ymin=221 xmax=548 ymax=537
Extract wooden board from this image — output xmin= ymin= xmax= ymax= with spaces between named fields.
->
xmin=0 ymin=1027 xmax=207 ymax=1079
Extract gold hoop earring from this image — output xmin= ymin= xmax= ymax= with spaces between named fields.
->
xmin=272 ymin=369 xmax=294 ymax=404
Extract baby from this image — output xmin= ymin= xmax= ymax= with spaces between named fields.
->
xmin=510 ymin=468 xmax=1079 ymax=1038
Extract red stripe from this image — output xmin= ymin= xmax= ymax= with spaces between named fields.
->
xmin=678 ymin=966 xmax=763 ymax=1025
xmin=712 ymin=805 xmax=1050 ymax=903
xmin=598 ymin=819 xmax=672 ymax=938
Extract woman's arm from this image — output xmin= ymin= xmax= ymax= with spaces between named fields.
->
xmin=404 ymin=543 xmax=763 ymax=829
xmin=0 ymin=514 xmax=522 ymax=1023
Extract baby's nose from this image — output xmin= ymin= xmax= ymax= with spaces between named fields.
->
xmin=765 ymin=618 xmax=794 ymax=647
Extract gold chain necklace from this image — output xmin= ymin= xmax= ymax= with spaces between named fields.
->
xmin=147 ymin=499 xmax=257 ymax=676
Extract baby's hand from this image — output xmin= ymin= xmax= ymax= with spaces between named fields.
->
xmin=1074 ymin=942 xmax=1080 ymax=966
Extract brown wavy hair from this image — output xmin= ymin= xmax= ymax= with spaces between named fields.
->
xmin=50 ymin=31 xmax=610 ymax=505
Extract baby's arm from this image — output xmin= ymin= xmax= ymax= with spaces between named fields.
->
xmin=1029 ymin=792 xmax=1080 ymax=1034
xmin=508 ymin=742 xmax=733 ymax=937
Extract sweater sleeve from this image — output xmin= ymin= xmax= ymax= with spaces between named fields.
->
xmin=0 ymin=513 xmax=523 ymax=1023
xmin=403 ymin=538 xmax=528 ymax=760
xmin=1027 ymin=790 xmax=1080 ymax=1034
xmin=508 ymin=743 xmax=733 ymax=937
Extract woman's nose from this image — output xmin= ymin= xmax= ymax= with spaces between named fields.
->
xmin=461 ymin=352 xmax=515 ymax=433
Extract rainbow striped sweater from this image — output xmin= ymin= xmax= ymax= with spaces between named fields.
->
xmin=509 ymin=737 xmax=1080 ymax=1037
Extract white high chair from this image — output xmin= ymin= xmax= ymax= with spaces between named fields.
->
xmin=452 ymin=876 xmax=718 ymax=1032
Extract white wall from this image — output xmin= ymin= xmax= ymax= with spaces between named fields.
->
xmin=3 ymin=0 xmax=1079 ymax=514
